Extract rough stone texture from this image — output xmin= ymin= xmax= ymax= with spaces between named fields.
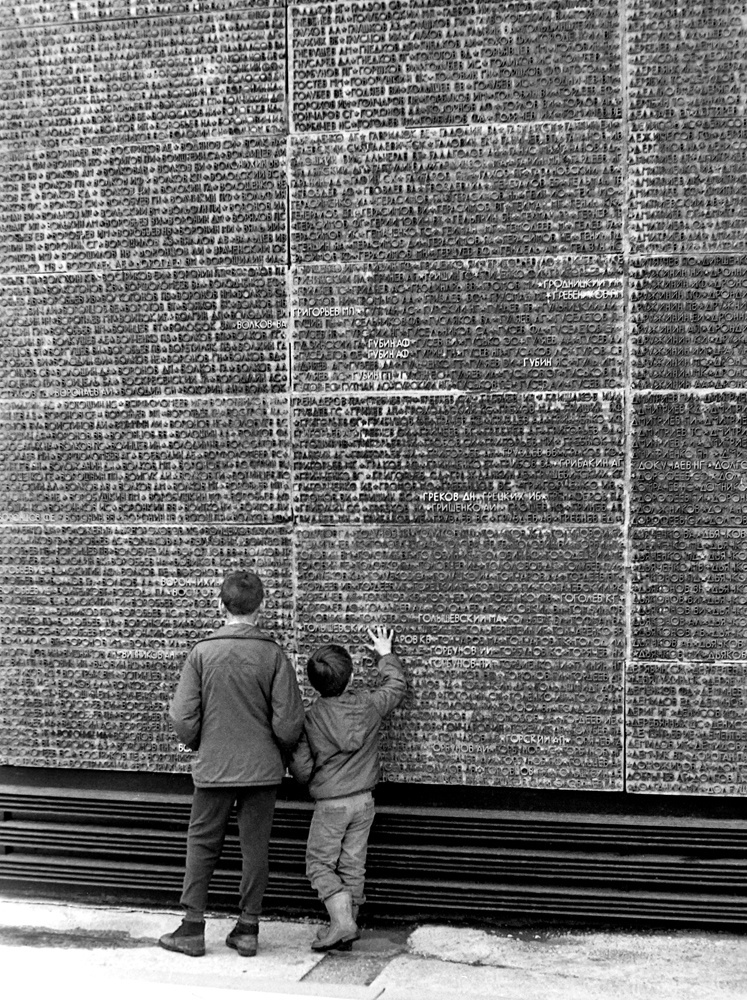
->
xmin=0 ymin=396 xmax=291 ymax=523
xmin=630 ymin=255 xmax=747 ymax=390
xmin=290 ymin=123 xmax=623 ymax=263
xmin=0 ymin=268 xmax=289 ymax=399
xmin=0 ymin=9 xmax=286 ymax=148
xmin=293 ymin=393 xmax=624 ymax=525
xmin=296 ymin=525 xmax=624 ymax=789
xmin=0 ymin=524 xmax=293 ymax=769
xmin=293 ymin=257 xmax=624 ymax=394
xmin=2 ymin=0 xmax=747 ymax=796
xmin=290 ymin=0 xmax=621 ymax=132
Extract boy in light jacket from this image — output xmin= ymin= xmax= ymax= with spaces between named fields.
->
xmin=290 ymin=625 xmax=406 ymax=951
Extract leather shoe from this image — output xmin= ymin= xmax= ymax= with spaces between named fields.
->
xmin=158 ymin=919 xmax=205 ymax=957
xmin=226 ymin=920 xmax=258 ymax=957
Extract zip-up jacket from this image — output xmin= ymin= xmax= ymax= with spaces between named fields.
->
xmin=169 ymin=623 xmax=304 ymax=788
xmin=289 ymin=653 xmax=406 ymax=800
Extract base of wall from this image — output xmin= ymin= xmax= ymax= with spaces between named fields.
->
xmin=1 ymin=767 xmax=746 ymax=929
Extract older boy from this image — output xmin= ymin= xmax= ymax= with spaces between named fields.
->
xmin=160 ymin=570 xmax=304 ymax=958
xmin=290 ymin=625 xmax=406 ymax=951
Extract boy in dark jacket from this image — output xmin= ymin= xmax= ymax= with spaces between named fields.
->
xmin=290 ymin=625 xmax=406 ymax=951
xmin=159 ymin=570 xmax=304 ymax=959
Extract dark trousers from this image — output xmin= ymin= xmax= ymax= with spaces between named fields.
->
xmin=180 ymin=785 xmax=277 ymax=923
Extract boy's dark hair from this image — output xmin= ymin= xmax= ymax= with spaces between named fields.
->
xmin=220 ymin=570 xmax=264 ymax=615
xmin=307 ymin=644 xmax=353 ymax=697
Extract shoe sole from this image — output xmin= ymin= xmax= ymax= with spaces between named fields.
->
xmin=158 ymin=938 xmax=205 ymax=957
xmin=311 ymin=931 xmax=360 ymax=953
xmin=312 ymin=932 xmax=355 ymax=951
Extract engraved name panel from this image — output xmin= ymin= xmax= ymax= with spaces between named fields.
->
xmin=1 ymin=396 xmax=291 ymax=522
xmin=291 ymin=122 xmax=623 ymax=263
xmin=1 ymin=8 xmax=285 ymax=149
xmin=632 ymin=394 xmax=747 ymax=529
xmin=293 ymin=255 xmax=624 ymax=393
xmin=632 ymin=527 xmax=747 ymax=663
xmin=1 ymin=267 xmax=288 ymax=398
xmin=4 ymin=0 xmax=280 ymax=28
xmin=0 ymin=523 xmax=293 ymax=648
xmin=629 ymin=121 xmax=747 ymax=255
xmin=291 ymin=0 xmax=621 ymax=132
xmin=631 ymin=254 xmax=747 ymax=390
xmin=0 ymin=522 xmax=293 ymax=769
xmin=628 ymin=0 xmax=747 ymax=123
xmin=296 ymin=524 xmax=624 ymax=789
xmin=1 ymin=137 xmax=286 ymax=273
xmin=627 ymin=660 xmax=747 ymax=796
xmin=293 ymin=392 xmax=624 ymax=525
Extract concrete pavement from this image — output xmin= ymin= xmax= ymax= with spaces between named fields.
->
xmin=0 ymin=897 xmax=746 ymax=1000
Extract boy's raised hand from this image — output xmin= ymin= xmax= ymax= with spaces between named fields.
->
xmin=366 ymin=625 xmax=394 ymax=657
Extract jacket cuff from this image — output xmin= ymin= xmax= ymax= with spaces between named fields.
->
xmin=377 ymin=652 xmax=404 ymax=671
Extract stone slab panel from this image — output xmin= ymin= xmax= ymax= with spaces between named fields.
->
xmin=0 ymin=523 xmax=293 ymax=769
xmin=629 ymin=120 xmax=747 ymax=255
xmin=290 ymin=122 xmax=623 ymax=263
xmin=632 ymin=527 xmax=747 ymax=663
xmin=0 ymin=136 xmax=286 ymax=274
xmin=631 ymin=254 xmax=747 ymax=390
xmin=0 ymin=522 xmax=294 ymax=649
xmin=0 ymin=8 xmax=286 ymax=150
xmin=290 ymin=0 xmax=621 ymax=132
xmin=296 ymin=525 xmax=624 ymax=790
xmin=627 ymin=659 xmax=747 ymax=796
xmin=293 ymin=392 xmax=624 ymax=525
xmin=632 ymin=392 xmax=747 ymax=529
xmin=628 ymin=0 xmax=747 ymax=123
xmin=0 ymin=267 xmax=288 ymax=399
xmin=0 ymin=396 xmax=291 ymax=523
xmin=0 ymin=651 xmax=189 ymax=771
xmin=4 ymin=0 xmax=280 ymax=27
xmin=292 ymin=256 xmax=624 ymax=393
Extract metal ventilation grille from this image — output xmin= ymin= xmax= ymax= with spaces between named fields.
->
xmin=2 ymin=784 xmax=747 ymax=928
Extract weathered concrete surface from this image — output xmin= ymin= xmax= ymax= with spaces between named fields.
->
xmin=0 ymin=898 xmax=373 ymax=1000
xmin=1 ymin=898 xmax=747 ymax=1000
xmin=386 ymin=924 xmax=747 ymax=1000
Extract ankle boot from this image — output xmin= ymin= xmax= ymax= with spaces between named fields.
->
xmin=311 ymin=891 xmax=359 ymax=952
xmin=226 ymin=919 xmax=258 ymax=957
xmin=158 ymin=918 xmax=205 ymax=957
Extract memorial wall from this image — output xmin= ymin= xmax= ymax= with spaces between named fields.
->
xmin=1 ymin=0 xmax=746 ymax=796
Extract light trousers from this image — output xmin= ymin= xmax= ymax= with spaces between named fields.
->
xmin=305 ymin=790 xmax=375 ymax=906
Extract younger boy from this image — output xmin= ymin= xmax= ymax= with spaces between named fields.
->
xmin=290 ymin=625 xmax=407 ymax=951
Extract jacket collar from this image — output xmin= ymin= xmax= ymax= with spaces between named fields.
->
xmin=208 ymin=623 xmax=272 ymax=640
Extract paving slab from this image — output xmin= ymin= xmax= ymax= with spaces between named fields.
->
xmin=303 ymin=926 xmax=410 ymax=987
xmin=388 ymin=925 xmax=747 ymax=1000
xmin=3 ymin=898 xmax=747 ymax=1000
xmin=0 ymin=954 xmax=382 ymax=1000
xmin=0 ymin=899 xmax=382 ymax=1000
